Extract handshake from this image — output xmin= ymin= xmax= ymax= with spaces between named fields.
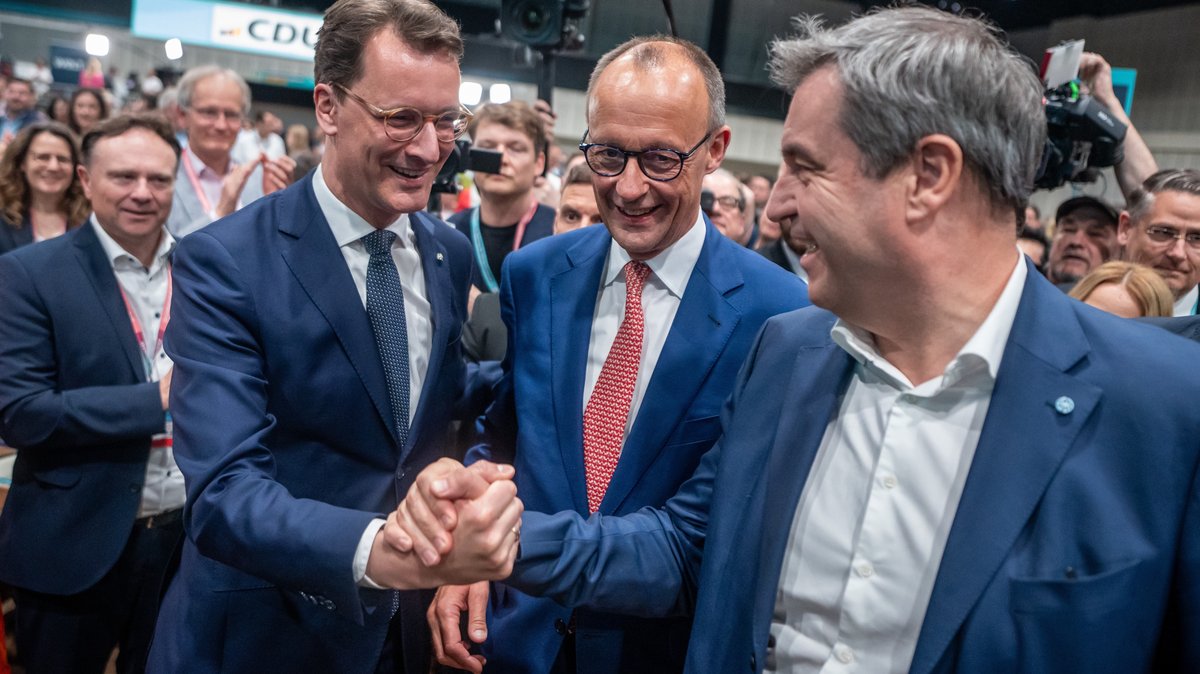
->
xmin=365 ymin=458 xmax=523 ymax=591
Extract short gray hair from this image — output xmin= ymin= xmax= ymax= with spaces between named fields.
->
xmin=588 ymin=36 xmax=726 ymax=132
xmin=176 ymin=66 xmax=251 ymax=116
xmin=1126 ymin=168 xmax=1200 ymax=224
xmin=768 ymin=6 xmax=1045 ymax=217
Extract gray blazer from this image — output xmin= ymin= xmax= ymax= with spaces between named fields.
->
xmin=166 ymin=155 xmax=265 ymax=238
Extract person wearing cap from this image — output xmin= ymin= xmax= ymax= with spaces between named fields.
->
xmin=1045 ymin=195 xmax=1120 ymax=288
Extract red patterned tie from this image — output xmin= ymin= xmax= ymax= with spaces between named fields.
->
xmin=583 ymin=261 xmax=652 ymax=513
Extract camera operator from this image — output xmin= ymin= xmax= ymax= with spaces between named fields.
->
xmin=448 ymin=101 xmax=556 ymax=301
xmin=1077 ymin=51 xmax=1158 ymax=200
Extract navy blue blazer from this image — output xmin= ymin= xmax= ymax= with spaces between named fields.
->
xmin=510 ymin=260 xmax=1200 ymax=673
xmin=0 ymin=216 xmax=33 ymax=255
xmin=471 ymin=218 xmax=809 ymax=673
xmin=0 ymin=223 xmax=167 ymax=595
xmin=449 ymin=203 xmax=555 ymax=292
xmin=146 ymin=173 xmax=474 ymax=674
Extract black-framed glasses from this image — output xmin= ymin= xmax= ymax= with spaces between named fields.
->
xmin=1144 ymin=224 xmax=1200 ymax=251
xmin=334 ymin=83 xmax=472 ymax=143
xmin=579 ymin=130 xmax=712 ymax=182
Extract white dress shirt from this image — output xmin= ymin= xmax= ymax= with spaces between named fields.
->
xmin=312 ymin=166 xmax=434 ymax=587
xmin=767 ymin=253 xmax=1027 ymax=674
xmin=1173 ymin=284 xmax=1198 ymax=317
xmin=583 ymin=212 xmax=706 ymax=440
xmin=92 ymin=218 xmax=185 ymax=518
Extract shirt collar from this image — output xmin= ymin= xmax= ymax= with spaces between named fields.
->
xmin=1174 ymin=284 xmax=1198 ymax=317
xmin=90 ymin=215 xmax=175 ymax=274
xmin=781 ymin=240 xmax=810 ymax=284
xmin=601 ymin=210 xmax=706 ymax=299
xmin=313 ymin=162 xmax=414 ymax=249
xmin=185 ymin=145 xmax=233 ymax=178
xmin=831 ymin=250 xmax=1027 ymax=392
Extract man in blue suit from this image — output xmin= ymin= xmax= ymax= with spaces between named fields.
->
xmin=146 ymin=1 xmax=521 ymax=673
xmin=418 ymin=36 xmax=807 ymax=674
xmin=414 ymin=7 xmax=1200 ymax=673
xmin=0 ymin=114 xmax=183 ymax=673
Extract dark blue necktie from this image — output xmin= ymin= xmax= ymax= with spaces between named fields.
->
xmin=362 ymin=229 xmax=411 ymax=447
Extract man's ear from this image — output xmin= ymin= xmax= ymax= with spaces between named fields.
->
xmin=704 ymin=126 xmax=731 ymax=174
xmin=76 ymin=163 xmax=93 ymax=201
xmin=905 ymin=134 xmax=963 ymax=223
xmin=1117 ymin=210 xmax=1133 ymax=246
xmin=313 ymin=83 xmax=338 ymax=139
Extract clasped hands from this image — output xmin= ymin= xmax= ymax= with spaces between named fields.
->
xmin=365 ymin=459 xmax=521 ymax=601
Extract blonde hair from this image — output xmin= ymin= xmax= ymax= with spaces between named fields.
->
xmin=1068 ymin=261 xmax=1174 ymax=317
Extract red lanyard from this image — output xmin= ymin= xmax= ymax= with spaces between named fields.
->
xmin=117 ymin=267 xmax=173 ymax=381
xmin=510 ymin=198 xmax=539 ymax=252
xmin=181 ymin=148 xmax=214 ymax=215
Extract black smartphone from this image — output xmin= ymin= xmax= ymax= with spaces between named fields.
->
xmin=466 ymin=147 xmax=504 ymax=174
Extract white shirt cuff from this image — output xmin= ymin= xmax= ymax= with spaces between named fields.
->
xmin=354 ymin=518 xmax=388 ymax=590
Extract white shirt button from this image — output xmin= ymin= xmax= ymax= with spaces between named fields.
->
xmin=854 ymin=561 xmax=874 ymax=578
xmin=881 ymin=475 xmax=897 ymax=489
xmin=834 ymin=644 xmax=855 ymax=664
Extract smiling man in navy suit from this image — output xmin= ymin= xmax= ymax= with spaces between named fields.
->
xmin=146 ymin=2 xmax=520 ymax=673
xmin=417 ymin=35 xmax=807 ymax=674
xmin=407 ymin=7 xmax=1200 ymax=673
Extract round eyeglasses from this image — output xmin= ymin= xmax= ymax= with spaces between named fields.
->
xmin=334 ymin=83 xmax=472 ymax=144
xmin=579 ymin=130 xmax=713 ymax=182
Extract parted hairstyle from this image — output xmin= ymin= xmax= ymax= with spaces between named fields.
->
xmin=561 ymin=162 xmax=593 ymax=190
xmin=1068 ymin=260 xmax=1175 ymax=317
xmin=315 ymin=0 xmax=462 ymax=100
xmin=768 ymin=6 xmax=1045 ymax=220
xmin=0 ymin=122 xmax=91 ymax=229
xmin=1125 ymin=169 xmax=1200 ymax=225
xmin=67 ymin=87 xmax=110 ymax=136
xmin=588 ymin=35 xmax=726 ymax=132
xmin=467 ymin=101 xmax=545 ymax=154
xmin=80 ymin=113 xmax=182 ymax=167
xmin=176 ymin=65 xmax=252 ymax=116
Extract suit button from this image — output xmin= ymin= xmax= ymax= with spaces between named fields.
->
xmin=554 ymin=618 xmax=567 ymax=635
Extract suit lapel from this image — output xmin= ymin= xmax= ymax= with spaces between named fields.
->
xmin=72 ymin=224 xmax=145 ymax=382
xmin=600 ymin=225 xmax=741 ymax=513
xmin=405 ymin=211 xmax=454 ymax=462
xmin=909 ymin=271 xmax=1102 ymax=674
xmin=549 ymin=232 xmax=609 ymax=515
xmin=752 ymin=335 xmax=854 ymax=627
xmin=277 ymin=177 xmax=399 ymax=448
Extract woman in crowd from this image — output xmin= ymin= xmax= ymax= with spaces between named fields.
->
xmin=39 ymin=92 xmax=70 ymax=125
xmin=284 ymin=123 xmax=311 ymax=158
xmin=1068 ymin=260 xmax=1174 ymax=318
xmin=77 ymin=57 xmax=106 ymax=89
xmin=67 ymin=87 xmax=108 ymax=137
xmin=0 ymin=122 xmax=90 ymax=254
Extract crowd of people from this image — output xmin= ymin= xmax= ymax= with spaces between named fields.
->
xmin=0 ymin=0 xmax=1197 ymax=672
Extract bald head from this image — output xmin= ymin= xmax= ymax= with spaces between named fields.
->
xmin=588 ymin=36 xmax=725 ymax=132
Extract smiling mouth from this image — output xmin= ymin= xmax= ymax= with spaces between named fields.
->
xmin=617 ymin=204 xmax=657 ymax=218
xmin=389 ymin=166 xmax=426 ymax=180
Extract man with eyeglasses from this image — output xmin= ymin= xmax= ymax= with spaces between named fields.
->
xmin=415 ymin=35 xmax=808 ymax=674
xmin=147 ymin=1 xmax=520 ymax=672
xmin=165 ymin=65 xmax=296 ymax=238
xmin=1118 ymin=169 xmax=1200 ymax=316
xmin=702 ymin=168 xmax=751 ymax=246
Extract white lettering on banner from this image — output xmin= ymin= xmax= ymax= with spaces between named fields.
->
xmin=210 ymin=4 xmax=321 ymax=61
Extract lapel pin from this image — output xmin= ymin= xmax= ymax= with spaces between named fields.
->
xmin=435 ymin=252 xmax=444 ymax=263
xmin=1053 ymin=396 xmax=1075 ymax=415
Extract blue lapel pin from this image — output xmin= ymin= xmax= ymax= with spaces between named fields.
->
xmin=435 ymin=252 xmax=444 ymax=264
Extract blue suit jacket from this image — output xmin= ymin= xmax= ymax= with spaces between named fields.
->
xmin=473 ymin=219 xmax=808 ymax=673
xmin=448 ymin=203 xmax=555 ymax=292
xmin=511 ymin=260 xmax=1200 ymax=673
xmin=147 ymin=174 xmax=474 ymax=674
xmin=0 ymin=223 xmax=167 ymax=595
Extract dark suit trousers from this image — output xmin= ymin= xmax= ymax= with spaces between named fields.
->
xmin=15 ymin=513 xmax=182 ymax=674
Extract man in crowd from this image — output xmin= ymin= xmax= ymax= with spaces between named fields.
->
xmin=1 ymin=78 xmax=42 ymax=143
xmin=0 ymin=114 xmax=182 ymax=673
xmin=411 ymin=7 xmax=1200 ymax=673
xmin=449 ymin=101 xmax=555 ymax=295
xmin=418 ymin=35 xmax=807 ymax=674
xmin=702 ymin=168 xmax=750 ymax=244
xmin=553 ymin=162 xmax=602 ymax=235
xmin=166 ymin=66 xmax=295 ymax=238
xmin=1017 ymin=226 xmax=1049 ymax=271
xmin=232 ymin=109 xmax=287 ymax=165
xmin=1044 ymin=195 xmax=1119 ymax=288
xmin=147 ymin=1 xmax=519 ymax=672
xmin=1118 ymin=169 xmax=1200 ymax=316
